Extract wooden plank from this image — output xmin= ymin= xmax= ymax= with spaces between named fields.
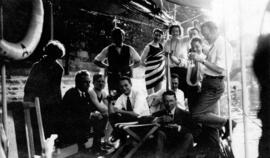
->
xmin=7 ymin=111 xmax=19 ymax=158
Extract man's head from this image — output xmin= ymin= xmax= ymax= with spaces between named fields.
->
xmin=188 ymin=27 xmax=200 ymax=39
xmin=119 ymin=76 xmax=132 ymax=95
xmin=93 ymin=74 xmax=105 ymax=91
xmin=153 ymin=28 xmax=163 ymax=43
xmin=171 ymin=73 xmax=179 ymax=91
xmin=169 ymin=24 xmax=183 ymax=38
xmin=44 ymin=40 xmax=65 ymax=59
xmin=111 ymin=27 xmax=125 ymax=47
xmin=191 ymin=37 xmax=203 ymax=53
xmin=162 ymin=90 xmax=177 ymax=111
xmin=75 ymin=70 xmax=91 ymax=92
xmin=201 ymin=21 xmax=218 ymax=44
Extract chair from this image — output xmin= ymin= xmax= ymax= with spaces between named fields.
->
xmin=111 ymin=121 xmax=160 ymax=158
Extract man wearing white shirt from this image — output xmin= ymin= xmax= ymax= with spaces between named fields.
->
xmin=109 ymin=76 xmax=150 ymax=143
xmin=189 ymin=21 xmax=236 ymax=151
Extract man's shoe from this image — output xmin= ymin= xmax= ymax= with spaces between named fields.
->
xmin=222 ymin=120 xmax=237 ymax=139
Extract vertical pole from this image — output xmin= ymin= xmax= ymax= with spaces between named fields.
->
xmin=239 ymin=0 xmax=249 ymax=157
xmin=49 ymin=0 xmax=54 ymax=40
xmin=35 ymin=97 xmax=46 ymax=156
xmin=173 ymin=4 xmax=177 ymax=21
xmin=222 ymin=0 xmax=233 ymax=142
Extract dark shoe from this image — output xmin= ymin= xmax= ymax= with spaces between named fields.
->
xmin=222 ymin=120 xmax=237 ymax=139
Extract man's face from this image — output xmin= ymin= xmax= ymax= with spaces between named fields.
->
xmin=189 ymin=29 xmax=199 ymax=39
xmin=153 ymin=31 xmax=162 ymax=42
xmin=120 ymin=79 xmax=131 ymax=95
xmin=163 ymin=94 xmax=176 ymax=111
xmin=94 ymin=77 xmax=105 ymax=91
xmin=113 ymin=32 xmax=124 ymax=47
xmin=77 ymin=75 xmax=91 ymax=92
xmin=201 ymin=26 xmax=211 ymax=43
xmin=171 ymin=78 xmax=179 ymax=91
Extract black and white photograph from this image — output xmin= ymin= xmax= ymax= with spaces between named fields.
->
xmin=0 ymin=0 xmax=270 ymax=157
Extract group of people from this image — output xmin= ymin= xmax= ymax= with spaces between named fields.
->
xmin=23 ymin=20 xmax=236 ymax=157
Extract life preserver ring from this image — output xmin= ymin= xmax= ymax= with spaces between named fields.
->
xmin=0 ymin=0 xmax=44 ymax=60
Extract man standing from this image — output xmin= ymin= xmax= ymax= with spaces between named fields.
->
xmin=94 ymin=27 xmax=141 ymax=97
xmin=189 ymin=21 xmax=235 ymax=151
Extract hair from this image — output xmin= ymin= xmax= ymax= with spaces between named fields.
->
xmin=119 ymin=76 xmax=132 ymax=85
xmin=187 ymin=27 xmax=200 ymax=35
xmin=162 ymin=90 xmax=176 ymax=100
xmin=75 ymin=70 xmax=91 ymax=85
xmin=169 ymin=24 xmax=183 ymax=35
xmin=93 ymin=73 xmax=104 ymax=83
xmin=44 ymin=40 xmax=65 ymax=58
xmin=111 ymin=27 xmax=125 ymax=40
xmin=153 ymin=28 xmax=163 ymax=35
xmin=201 ymin=21 xmax=218 ymax=33
xmin=171 ymin=73 xmax=179 ymax=80
xmin=191 ymin=37 xmax=203 ymax=45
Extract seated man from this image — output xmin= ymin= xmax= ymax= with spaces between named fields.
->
xmin=148 ymin=73 xmax=187 ymax=112
xmin=154 ymin=90 xmax=201 ymax=158
xmin=110 ymin=76 xmax=150 ymax=142
xmin=88 ymin=74 xmax=109 ymax=153
xmin=61 ymin=70 xmax=94 ymax=150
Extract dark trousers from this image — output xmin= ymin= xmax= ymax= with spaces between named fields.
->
xmin=191 ymin=77 xmax=227 ymax=128
xmin=190 ymin=77 xmax=227 ymax=152
xmin=156 ymin=129 xmax=193 ymax=158
xmin=91 ymin=115 xmax=108 ymax=149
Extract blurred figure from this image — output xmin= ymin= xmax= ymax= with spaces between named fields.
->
xmin=141 ymin=28 xmax=165 ymax=95
xmin=24 ymin=40 xmax=65 ymax=138
xmin=253 ymin=34 xmax=270 ymax=158
xmin=94 ymin=27 xmax=141 ymax=98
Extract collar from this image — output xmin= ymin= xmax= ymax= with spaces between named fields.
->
xmin=76 ymin=88 xmax=85 ymax=97
xmin=170 ymin=107 xmax=176 ymax=115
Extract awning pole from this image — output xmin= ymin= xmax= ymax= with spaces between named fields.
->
xmin=221 ymin=0 xmax=233 ymax=143
xmin=49 ymin=0 xmax=54 ymax=40
xmin=239 ymin=0 xmax=249 ymax=157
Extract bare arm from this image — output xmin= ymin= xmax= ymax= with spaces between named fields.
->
xmin=141 ymin=45 xmax=150 ymax=66
xmin=89 ymin=90 xmax=108 ymax=114
xmin=93 ymin=46 xmax=109 ymax=68
xmin=129 ymin=46 xmax=141 ymax=68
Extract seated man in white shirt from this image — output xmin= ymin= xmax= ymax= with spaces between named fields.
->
xmin=148 ymin=73 xmax=187 ymax=113
xmin=109 ymin=76 xmax=150 ymax=143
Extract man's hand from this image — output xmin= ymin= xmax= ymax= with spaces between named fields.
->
xmin=189 ymin=53 xmax=204 ymax=63
xmin=166 ymin=124 xmax=182 ymax=132
xmin=90 ymin=111 xmax=103 ymax=120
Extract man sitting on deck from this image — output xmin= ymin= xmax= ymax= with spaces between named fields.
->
xmin=109 ymin=76 xmax=150 ymax=144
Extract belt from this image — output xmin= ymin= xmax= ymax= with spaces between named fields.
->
xmin=204 ymin=74 xmax=224 ymax=79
